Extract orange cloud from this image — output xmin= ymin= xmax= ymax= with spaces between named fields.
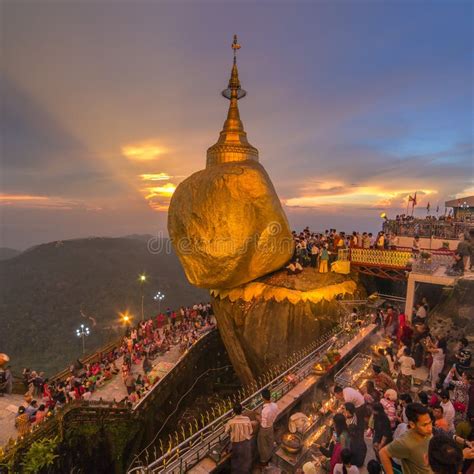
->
xmin=0 ymin=194 xmax=93 ymax=210
xmin=121 ymin=140 xmax=169 ymax=162
xmin=139 ymin=173 xmax=171 ymax=181
xmin=144 ymin=183 xmax=177 ymax=199
xmin=138 ymin=182 xmax=177 ymax=212
xmin=284 ymin=186 xmax=437 ymax=209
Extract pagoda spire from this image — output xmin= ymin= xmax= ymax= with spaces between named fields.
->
xmin=206 ymin=35 xmax=259 ymax=168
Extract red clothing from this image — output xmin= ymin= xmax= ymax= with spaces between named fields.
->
xmin=156 ymin=313 xmax=166 ymax=328
xmin=400 ymin=325 xmax=413 ymax=346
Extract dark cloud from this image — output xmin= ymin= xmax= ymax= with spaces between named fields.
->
xmin=1 ymin=77 xmax=119 ymax=198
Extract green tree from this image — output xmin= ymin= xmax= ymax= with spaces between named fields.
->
xmin=21 ymin=436 xmax=59 ymax=473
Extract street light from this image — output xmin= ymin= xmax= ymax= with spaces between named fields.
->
xmin=76 ymin=324 xmax=90 ymax=354
xmin=154 ymin=291 xmax=165 ymax=313
xmin=138 ymin=273 xmax=147 ymax=321
xmin=119 ymin=311 xmax=132 ymax=335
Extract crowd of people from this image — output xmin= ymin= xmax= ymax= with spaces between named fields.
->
xmin=12 ymin=302 xmax=215 ymax=437
xmin=224 ymin=300 xmax=474 ymax=474
xmin=305 ymin=302 xmax=474 ymax=474
xmin=287 ymin=227 xmax=401 ymax=275
xmin=286 ymin=226 xmax=473 ymax=277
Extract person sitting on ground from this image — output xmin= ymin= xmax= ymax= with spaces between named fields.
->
xmin=15 ymin=406 xmax=31 ymax=435
xmin=25 ymin=400 xmax=38 ymax=421
xmin=376 ymin=348 xmax=391 ymax=374
xmin=448 ymin=251 xmax=465 ymax=276
xmin=372 ymin=365 xmax=397 ymax=392
xmin=286 ymin=258 xmax=303 ymax=275
xmin=33 ymin=404 xmax=47 ymax=424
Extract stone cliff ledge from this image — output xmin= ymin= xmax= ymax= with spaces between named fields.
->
xmin=211 ymin=268 xmax=365 ymax=384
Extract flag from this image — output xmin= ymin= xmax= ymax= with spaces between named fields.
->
xmin=409 ymin=192 xmax=417 ymax=206
xmin=426 ymin=202 xmax=430 ymax=212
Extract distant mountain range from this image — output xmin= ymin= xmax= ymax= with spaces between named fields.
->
xmin=0 ymin=236 xmax=207 ymax=374
xmin=0 ymin=247 xmax=22 ymax=261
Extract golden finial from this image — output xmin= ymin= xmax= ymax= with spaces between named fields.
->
xmin=206 ymin=35 xmax=258 ymax=167
xmin=232 ymin=34 xmax=241 ymax=63
xmin=222 ymin=34 xmax=245 ymax=100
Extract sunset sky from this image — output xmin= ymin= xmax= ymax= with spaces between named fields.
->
xmin=2 ymin=1 xmax=473 ymax=249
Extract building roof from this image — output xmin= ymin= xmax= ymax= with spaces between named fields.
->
xmin=445 ymin=195 xmax=474 ymax=208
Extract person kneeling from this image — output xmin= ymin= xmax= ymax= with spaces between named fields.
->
xmin=287 ymin=259 xmax=303 ymax=275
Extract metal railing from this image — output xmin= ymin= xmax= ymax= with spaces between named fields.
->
xmin=0 ymin=398 xmax=131 ymax=461
xmin=383 ymin=220 xmax=474 ymax=240
xmin=1 ymin=329 xmax=217 ymax=460
xmin=411 ymin=251 xmax=455 ymax=275
xmin=133 ymin=327 xmax=216 ymax=413
xmin=130 ymin=317 xmax=375 ymax=474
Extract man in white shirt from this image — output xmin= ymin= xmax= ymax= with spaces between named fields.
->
xmin=440 ymin=390 xmax=456 ymax=432
xmin=334 ymin=385 xmax=367 ymax=429
xmin=334 ymin=385 xmax=365 ymax=408
xmin=257 ymin=388 xmax=278 ymax=465
xmin=225 ymin=403 xmax=253 ymax=473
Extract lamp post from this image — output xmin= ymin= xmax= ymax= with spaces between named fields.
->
xmin=138 ymin=274 xmax=147 ymax=321
xmin=154 ymin=291 xmax=165 ymax=313
xmin=120 ymin=311 xmax=132 ymax=335
xmin=76 ymin=324 xmax=90 ymax=354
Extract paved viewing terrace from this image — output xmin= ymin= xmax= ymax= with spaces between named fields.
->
xmin=0 ymin=328 xmax=210 ymax=448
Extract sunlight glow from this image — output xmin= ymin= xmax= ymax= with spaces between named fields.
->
xmin=285 ymin=187 xmax=437 ymax=209
xmin=122 ymin=141 xmax=168 ymax=161
xmin=139 ymin=173 xmax=171 ymax=181
xmin=144 ymin=183 xmax=177 ymax=199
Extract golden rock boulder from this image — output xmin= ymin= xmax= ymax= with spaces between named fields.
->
xmin=168 ymin=160 xmax=293 ymax=289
